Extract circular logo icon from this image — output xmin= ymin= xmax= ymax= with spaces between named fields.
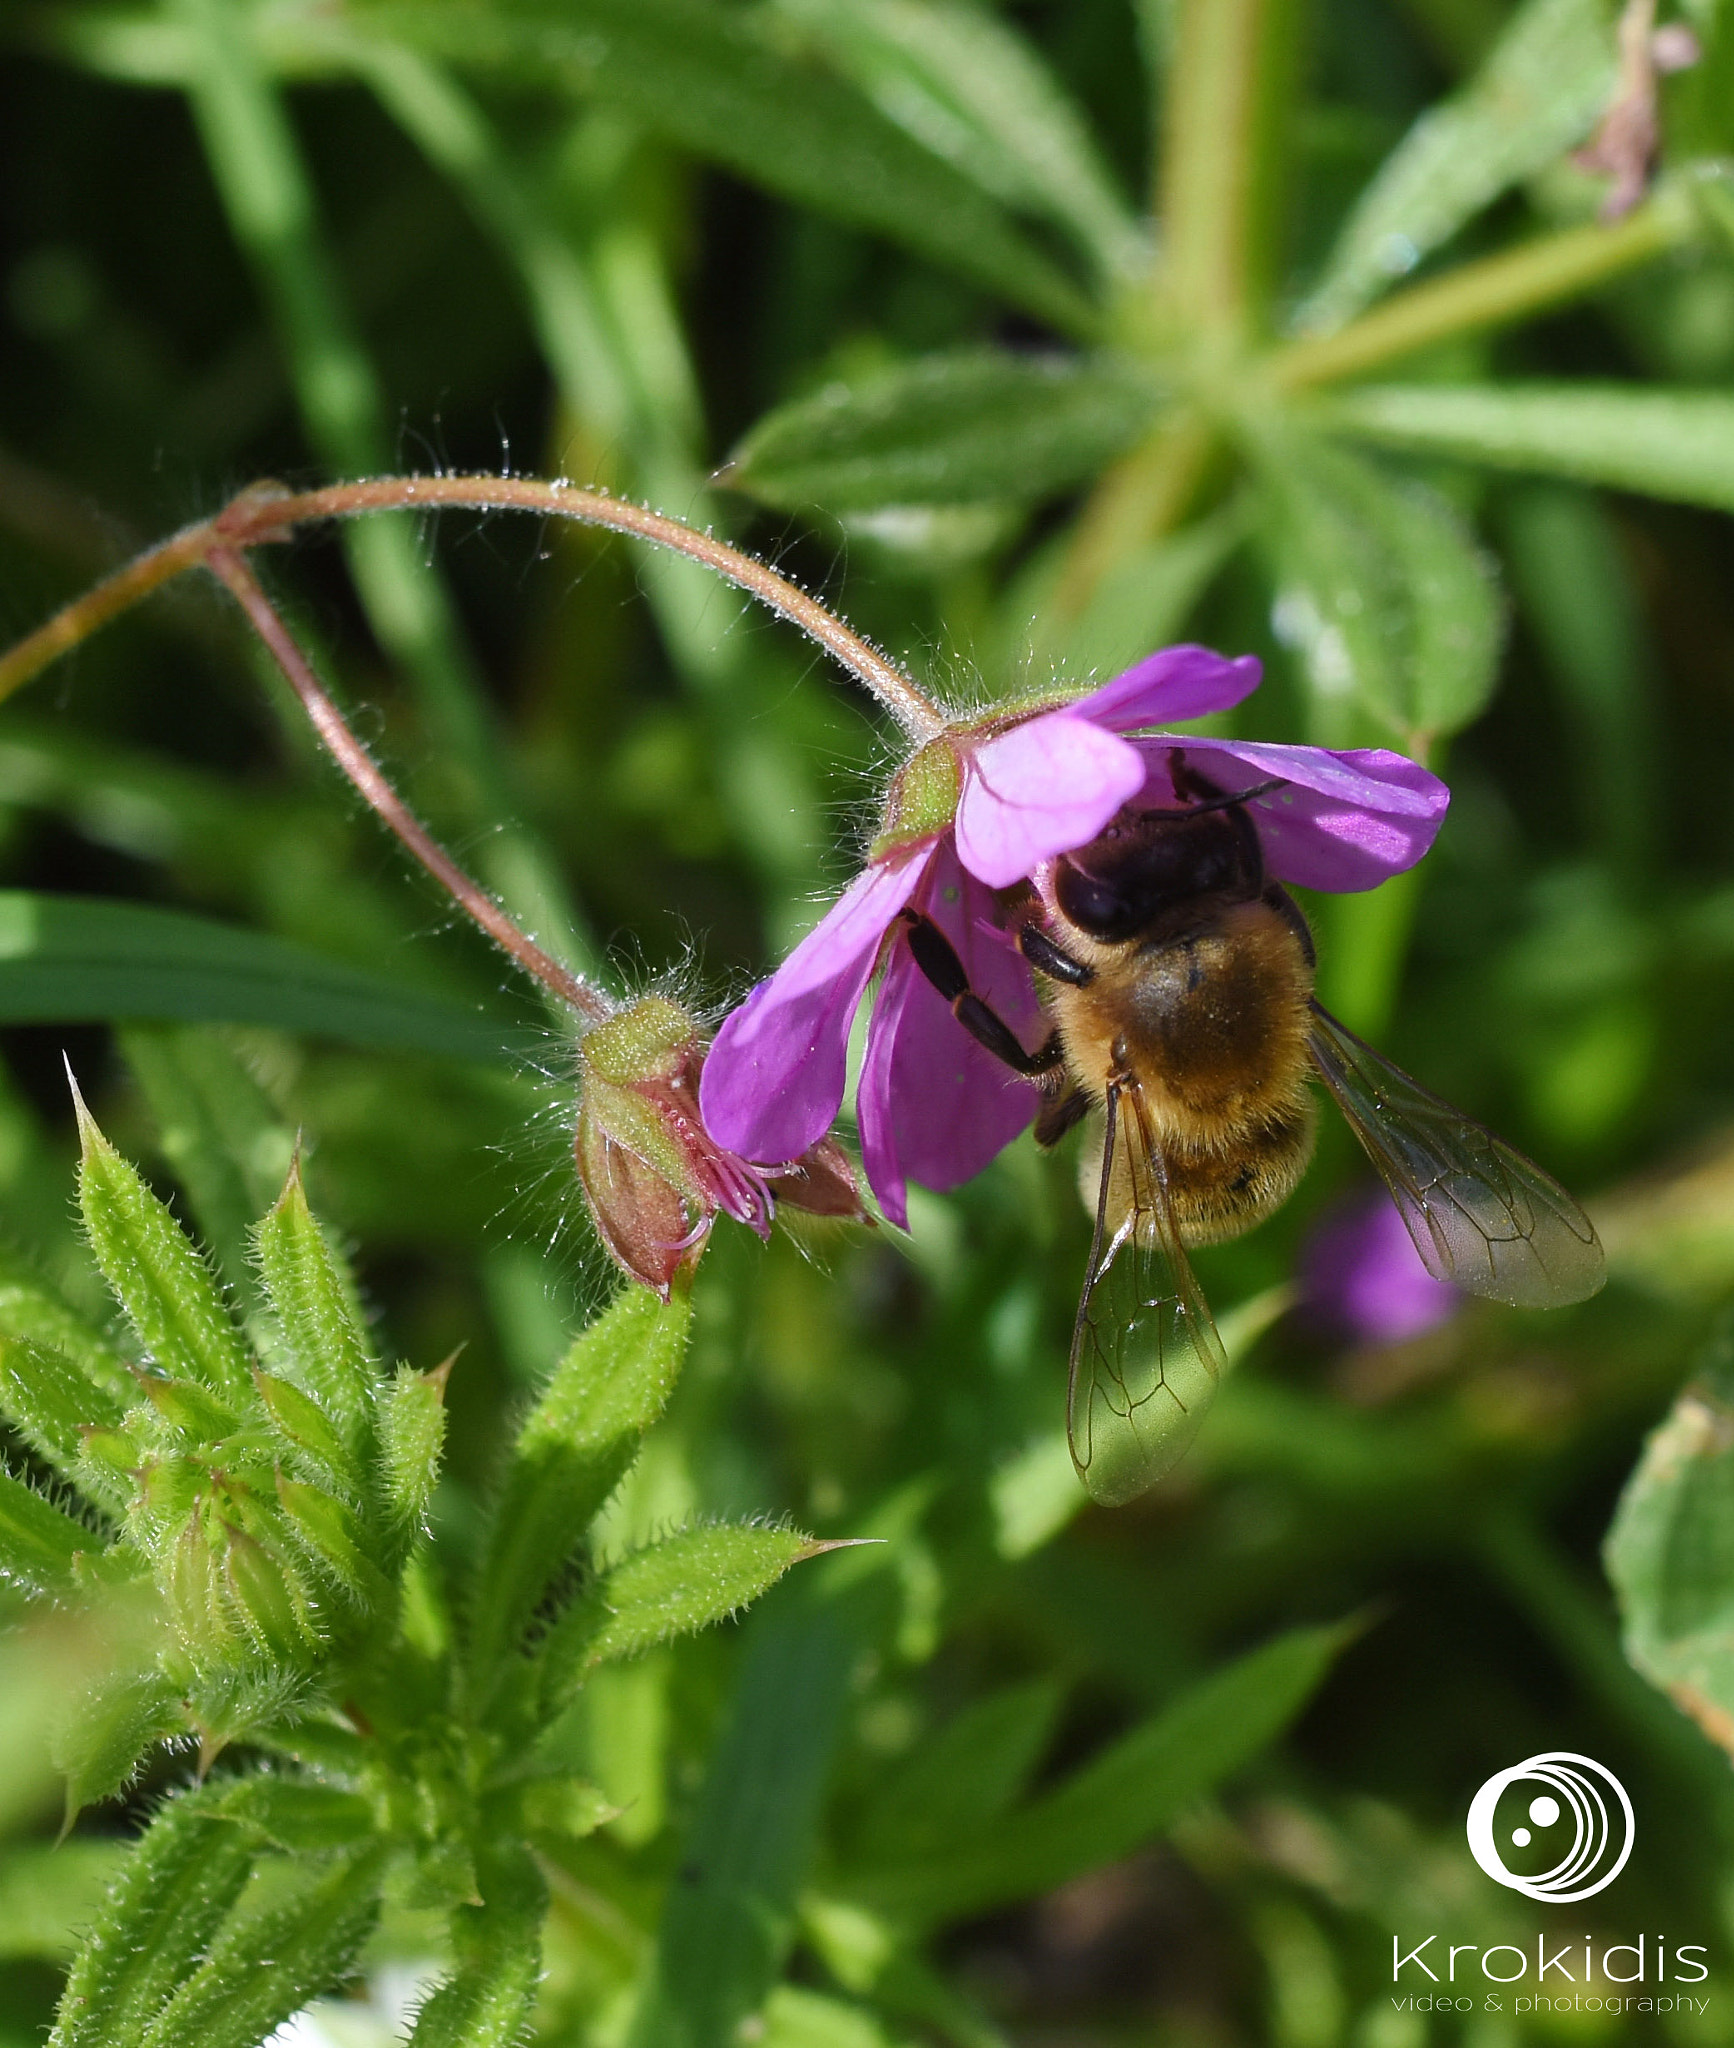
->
xmin=1466 ymin=1752 xmax=1634 ymax=1903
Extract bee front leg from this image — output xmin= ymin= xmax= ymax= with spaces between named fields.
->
xmin=896 ymin=910 xmax=1064 ymax=1078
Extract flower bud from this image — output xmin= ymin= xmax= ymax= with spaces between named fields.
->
xmin=576 ymin=996 xmax=866 ymax=1296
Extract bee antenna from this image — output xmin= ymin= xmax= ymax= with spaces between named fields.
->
xmin=1138 ymin=777 xmax=1289 ymax=820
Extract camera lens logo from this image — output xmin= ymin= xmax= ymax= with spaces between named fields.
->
xmin=1466 ymin=1753 xmax=1634 ymax=1903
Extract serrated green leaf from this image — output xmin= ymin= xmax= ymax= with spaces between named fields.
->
xmin=119 ymin=1024 xmax=295 ymax=1316
xmin=1258 ymin=433 xmax=1502 ymax=745
xmin=53 ymin=1668 xmax=184 ymax=1822
xmin=1607 ymin=1326 xmax=1734 ymax=1754
xmin=538 ymin=1522 xmax=825 ymax=1711
xmin=253 ymin=1160 xmax=375 ymax=1456
xmin=73 ymin=1098 xmax=255 ymax=1412
xmin=347 ymin=0 xmax=1097 ymax=333
xmin=406 ymin=1845 xmax=546 ymax=2048
xmin=0 ymin=1469 xmax=106 ymax=1602
xmin=769 ymin=0 xmax=1143 ymax=284
xmin=729 ymin=350 xmax=1161 ymax=513
xmin=468 ymin=1286 xmax=690 ymax=1695
xmin=376 ymin=1362 xmax=448 ymax=1554
xmin=855 ymin=1621 xmax=1353 ymax=1922
xmin=0 ymin=1337 xmax=128 ymax=1504
xmin=50 ymin=1790 xmax=257 ymax=2048
xmin=135 ymin=1843 xmax=385 ymax=2048
xmin=1330 ymin=381 xmax=1734 ymax=514
xmin=1297 ymin=0 xmax=1618 ymax=332
xmin=0 ymin=892 xmax=513 ymax=1061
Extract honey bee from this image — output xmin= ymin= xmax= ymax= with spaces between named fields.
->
xmin=900 ymin=750 xmax=1605 ymax=1505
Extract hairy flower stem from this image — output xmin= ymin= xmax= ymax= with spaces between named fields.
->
xmin=0 ymin=475 xmax=943 ymax=741
xmin=207 ymin=545 xmax=613 ymax=1024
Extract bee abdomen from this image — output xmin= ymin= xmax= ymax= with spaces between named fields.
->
xmin=1163 ymin=1099 xmax=1318 ymax=1246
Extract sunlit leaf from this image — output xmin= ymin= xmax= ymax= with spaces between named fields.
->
xmin=768 ymin=0 xmax=1144 ymax=284
xmin=1297 ymin=0 xmax=1617 ymax=332
xmin=348 ymin=0 xmax=1098 ymax=333
xmin=728 ymin=350 xmax=1161 ymax=513
xmin=1331 ymin=381 xmax=1734 ymax=514
xmin=1258 ymin=432 xmax=1502 ymax=746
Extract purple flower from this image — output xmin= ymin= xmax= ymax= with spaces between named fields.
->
xmin=1300 ymin=1192 xmax=1462 ymax=1345
xmin=700 ymin=644 xmax=1449 ymax=1226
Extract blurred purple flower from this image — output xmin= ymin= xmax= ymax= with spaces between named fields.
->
xmin=1300 ymin=1192 xmax=1462 ymax=1345
xmin=700 ymin=644 xmax=1450 ymax=1226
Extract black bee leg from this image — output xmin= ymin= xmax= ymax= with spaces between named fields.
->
xmin=897 ymin=911 xmax=1064 ymax=1078
xmin=1019 ymin=924 xmax=1094 ymax=987
xmin=1167 ymin=748 xmax=1227 ymax=804
xmin=1034 ymin=1087 xmax=1091 ymax=1146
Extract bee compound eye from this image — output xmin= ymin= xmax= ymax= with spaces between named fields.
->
xmin=1055 ymin=862 xmax=1137 ymax=938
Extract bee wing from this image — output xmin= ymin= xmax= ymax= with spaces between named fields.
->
xmin=1067 ymin=1077 xmax=1227 ymax=1505
xmin=1307 ymin=1000 xmax=1604 ymax=1309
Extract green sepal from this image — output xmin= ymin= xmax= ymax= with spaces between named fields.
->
xmin=49 ymin=1790 xmax=257 ymax=2048
xmin=376 ymin=1361 xmax=449 ymax=1554
xmin=133 ymin=1843 xmax=387 ymax=2048
xmin=220 ymin=1523 xmax=323 ymax=1664
xmin=253 ymin=1157 xmax=376 ymax=1459
xmin=537 ymin=1522 xmax=831 ymax=1716
xmin=254 ymin=1369 xmax=357 ymax=1491
xmin=467 ymin=1286 xmax=690 ymax=1697
xmin=0 ymin=1337 xmax=129 ymax=1506
xmin=405 ymin=1845 xmax=547 ymax=2048
xmin=72 ymin=1089 xmax=254 ymax=1410
xmin=0 ymin=1467 xmax=106 ymax=1602
xmin=133 ymin=1371 xmax=242 ymax=1444
xmin=276 ymin=1472 xmax=390 ymax=1613
xmin=53 ymin=1666 xmax=184 ymax=1825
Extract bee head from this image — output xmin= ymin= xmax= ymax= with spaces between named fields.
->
xmin=1055 ymin=805 xmax=1263 ymax=941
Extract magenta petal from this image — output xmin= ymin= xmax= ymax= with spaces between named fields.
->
xmin=956 ymin=714 xmax=1145 ymax=888
xmin=859 ymin=850 xmax=1043 ymax=1223
xmin=701 ymin=850 xmax=927 ymax=1162
xmin=1132 ymin=738 xmax=1449 ymax=892
xmin=1071 ymin=644 xmax=1262 ymax=732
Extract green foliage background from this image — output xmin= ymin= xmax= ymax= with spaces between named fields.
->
xmin=4 ymin=0 xmax=1734 ymax=2041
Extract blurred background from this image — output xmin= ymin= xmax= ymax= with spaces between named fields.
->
xmin=3 ymin=0 xmax=1734 ymax=2040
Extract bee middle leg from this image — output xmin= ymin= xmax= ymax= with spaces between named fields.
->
xmin=896 ymin=910 xmax=1064 ymax=1079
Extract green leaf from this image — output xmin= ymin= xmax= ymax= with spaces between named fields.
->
xmin=50 ymin=1790 xmax=257 ymax=2048
xmin=0 ymin=1468 xmax=106 ymax=1602
xmin=347 ymin=0 xmax=1098 ymax=334
xmin=375 ymin=1362 xmax=449 ymax=1554
xmin=627 ymin=1579 xmax=862 ymax=2048
xmin=1257 ymin=432 xmax=1502 ymax=746
xmin=728 ymin=351 xmax=1161 ymax=512
xmin=0 ymin=1261 xmax=134 ymax=1407
xmin=855 ymin=1621 xmax=1352 ymax=1922
xmin=118 ymin=1025 xmax=295 ymax=1315
xmin=1607 ymin=1325 xmax=1734 ymax=1756
xmin=254 ymin=1371 xmax=356 ymax=1489
xmin=0 ymin=1338 xmax=129 ymax=1505
xmin=214 ymin=1777 xmax=377 ymax=1852
xmin=468 ymin=1286 xmax=691 ymax=1695
xmin=768 ymin=0 xmax=1144 ymax=285
xmin=253 ymin=1159 xmax=375 ymax=1458
xmin=1297 ymin=0 xmax=1618 ymax=332
xmin=0 ymin=892 xmax=513 ymax=1061
xmin=538 ymin=1521 xmax=830 ymax=1711
xmin=53 ymin=1668 xmax=184 ymax=1822
xmin=856 ymin=1678 xmax=1063 ymax=1865
xmin=758 ymin=1985 xmax=909 ymax=2048
xmin=136 ymin=1844 xmax=385 ymax=2048
xmin=1329 ymin=381 xmax=1734 ymax=515
xmin=406 ymin=1846 xmax=547 ymax=2048
xmin=73 ymin=1096 xmax=257 ymax=1412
